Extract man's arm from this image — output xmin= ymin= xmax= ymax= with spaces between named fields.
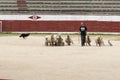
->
xmin=79 ymin=26 xmax=81 ymax=31
xmin=85 ymin=26 xmax=87 ymax=31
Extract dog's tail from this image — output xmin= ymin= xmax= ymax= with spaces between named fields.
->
xmin=27 ymin=33 xmax=30 ymax=36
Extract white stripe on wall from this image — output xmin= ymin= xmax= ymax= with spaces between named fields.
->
xmin=0 ymin=15 xmax=120 ymax=22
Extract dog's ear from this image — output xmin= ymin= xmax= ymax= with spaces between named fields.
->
xmin=19 ymin=34 xmax=22 ymax=37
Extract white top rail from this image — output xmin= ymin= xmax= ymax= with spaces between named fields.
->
xmin=0 ymin=15 xmax=120 ymax=22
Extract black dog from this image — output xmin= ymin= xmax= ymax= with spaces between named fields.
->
xmin=19 ymin=33 xmax=30 ymax=39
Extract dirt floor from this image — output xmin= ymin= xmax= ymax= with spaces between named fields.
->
xmin=0 ymin=34 xmax=120 ymax=80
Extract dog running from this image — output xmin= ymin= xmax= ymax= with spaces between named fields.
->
xmin=19 ymin=33 xmax=30 ymax=39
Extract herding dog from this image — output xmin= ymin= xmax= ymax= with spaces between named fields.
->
xmin=19 ymin=33 xmax=30 ymax=39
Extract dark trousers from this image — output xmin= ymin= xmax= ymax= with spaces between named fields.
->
xmin=81 ymin=35 xmax=86 ymax=46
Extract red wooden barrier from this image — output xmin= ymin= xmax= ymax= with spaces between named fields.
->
xmin=2 ymin=20 xmax=120 ymax=32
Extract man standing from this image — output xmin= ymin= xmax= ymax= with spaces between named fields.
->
xmin=79 ymin=22 xmax=87 ymax=46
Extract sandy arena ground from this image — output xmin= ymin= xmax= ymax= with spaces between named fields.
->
xmin=0 ymin=34 xmax=120 ymax=80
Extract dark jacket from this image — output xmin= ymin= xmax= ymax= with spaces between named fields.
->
xmin=79 ymin=26 xmax=87 ymax=36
